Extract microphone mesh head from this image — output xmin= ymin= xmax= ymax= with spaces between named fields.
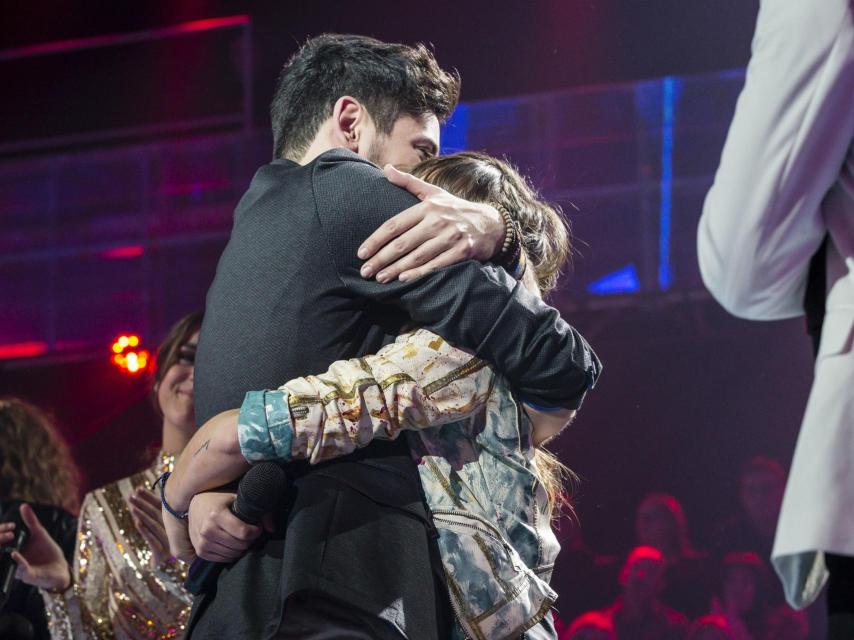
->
xmin=233 ymin=462 xmax=288 ymax=524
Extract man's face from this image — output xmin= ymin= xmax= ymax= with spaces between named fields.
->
xmin=636 ymin=502 xmax=676 ymax=552
xmin=623 ymin=556 xmax=665 ymax=600
xmin=361 ymin=113 xmax=441 ymax=170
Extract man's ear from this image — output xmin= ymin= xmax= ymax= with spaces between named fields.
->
xmin=331 ymin=96 xmax=363 ymax=152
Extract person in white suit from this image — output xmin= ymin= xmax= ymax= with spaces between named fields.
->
xmin=697 ymin=0 xmax=854 ymax=637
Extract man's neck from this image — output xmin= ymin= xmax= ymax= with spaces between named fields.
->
xmin=296 ymin=134 xmax=342 ymax=165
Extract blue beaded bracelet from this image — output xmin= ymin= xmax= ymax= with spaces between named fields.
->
xmin=156 ymin=471 xmax=189 ymax=520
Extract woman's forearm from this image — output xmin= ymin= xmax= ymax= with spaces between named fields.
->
xmin=165 ymin=409 xmax=249 ymax=512
xmin=525 ymin=404 xmax=575 ymax=447
xmin=239 ymin=329 xmax=496 ymax=466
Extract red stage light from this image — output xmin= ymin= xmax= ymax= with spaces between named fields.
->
xmin=110 ymin=335 xmax=150 ymax=375
xmin=101 ymin=245 xmax=145 ymax=260
xmin=0 ymin=341 xmax=49 ymax=360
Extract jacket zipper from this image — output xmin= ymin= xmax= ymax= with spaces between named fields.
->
xmin=431 ymin=508 xmax=511 ymax=640
xmin=430 ymin=508 xmax=507 ymax=542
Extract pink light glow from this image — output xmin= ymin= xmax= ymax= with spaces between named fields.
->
xmin=101 ymin=245 xmax=145 ymax=259
xmin=0 ymin=15 xmax=250 ymax=62
xmin=0 ymin=341 xmax=48 ymax=360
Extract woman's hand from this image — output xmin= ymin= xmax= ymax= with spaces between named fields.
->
xmin=128 ymin=487 xmax=172 ymax=567
xmin=162 ymin=503 xmax=196 ymax=564
xmin=0 ymin=504 xmax=71 ymax=591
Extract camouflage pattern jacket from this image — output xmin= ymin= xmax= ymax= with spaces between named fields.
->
xmin=239 ymin=328 xmax=561 ymax=639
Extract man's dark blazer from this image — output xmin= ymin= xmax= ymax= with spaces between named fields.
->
xmin=189 ymin=149 xmax=601 ymax=639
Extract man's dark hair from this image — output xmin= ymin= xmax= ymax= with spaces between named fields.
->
xmin=270 ymin=34 xmax=461 ymax=160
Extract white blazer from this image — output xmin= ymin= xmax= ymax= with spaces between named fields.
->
xmin=697 ymin=0 xmax=854 ymax=609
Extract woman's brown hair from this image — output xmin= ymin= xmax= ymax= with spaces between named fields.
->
xmin=411 ymin=151 xmax=571 ymax=296
xmin=0 ymin=398 xmax=81 ymax=515
xmin=151 ymin=310 xmax=204 ymax=416
xmin=412 ymin=152 xmax=574 ymax=517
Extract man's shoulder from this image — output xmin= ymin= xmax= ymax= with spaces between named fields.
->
xmin=309 ymin=148 xmax=387 ymax=190
xmin=237 ymin=159 xmax=308 ymax=210
xmin=310 ymin=148 xmax=418 ymax=227
xmin=242 ymin=150 xmax=384 ymax=206
xmin=312 ymin=147 xmax=381 ymax=171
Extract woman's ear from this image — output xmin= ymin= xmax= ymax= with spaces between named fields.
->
xmin=331 ymin=96 xmax=364 ymax=152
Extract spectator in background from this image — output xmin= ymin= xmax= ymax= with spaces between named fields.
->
xmin=762 ymin=606 xmax=809 ymax=640
xmin=685 ymin=615 xmax=737 ymax=640
xmin=710 ymin=552 xmax=773 ymax=640
xmin=597 ymin=546 xmax=688 ymax=640
xmin=561 ymin=611 xmax=617 ymax=640
xmin=1 ymin=311 xmax=202 ymax=639
xmin=635 ymin=493 xmax=715 ymax=618
xmin=713 ymin=458 xmax=785 ymax=567
xmin=0 ymin=399 xmax=80 ymax=640
xmin=552 ymin=512 xmax=614 ymax=624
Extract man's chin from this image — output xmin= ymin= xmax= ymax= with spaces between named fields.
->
xmin=366 ymin=139 xmax=392 ymax=168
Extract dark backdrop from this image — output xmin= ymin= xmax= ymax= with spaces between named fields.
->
xmin=2 ymin=1 xmax=758 ymax=137
xmin=2 ymin=0 xmax=811 ymax=566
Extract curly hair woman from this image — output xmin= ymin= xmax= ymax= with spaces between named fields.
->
xmin=0 ymin=399 xmax=80 ymax=640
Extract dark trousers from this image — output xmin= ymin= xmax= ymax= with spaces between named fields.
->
xmin=827 ymin=553 xmax=854 ymax=640
xmin=273 ymin=592 xmax=405 ymax=640
xmin=273 ymin=593 xmax=557 ymax=640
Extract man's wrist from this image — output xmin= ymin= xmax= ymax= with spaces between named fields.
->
xmin=486 ymin=205 xmax=505 ymax=259
xmin=484 ymin=203 xmax=506 ymax=260
xmin=489 ymin=202 xmax=523 ymax=274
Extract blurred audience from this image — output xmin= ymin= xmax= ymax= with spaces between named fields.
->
xmin=635 ymin=493 xmax=715 ymax=618
xmin=0 ymin=399 xmax=80 ymax=640
xmin=712 ymin=458 xmax=785 ymax=569
xmin=709 ymin=552 xmax=773 ymax=640
xmin=577 ymin=545 xmax=688 ymax=640
xmin=552 ymin=512 xmax=615 ymax=624
xmin=561 ymin=611 xmax=617 ymax=640
xmin=685 ymin=614 xmax=737 ymax=640
xmin=556 ymin=460 xmax=823 ymax=640
xmin=762 ymin=605 xmax=809 ymax=640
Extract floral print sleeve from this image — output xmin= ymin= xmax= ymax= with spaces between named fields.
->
xmin=237 ymin=329 xmax=496 ymax=465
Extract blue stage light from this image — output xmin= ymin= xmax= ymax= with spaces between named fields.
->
xmin=587 ymin=264 xmax=641 ymax=296
xmin=441 ymin=104 xmax=470 ymax=154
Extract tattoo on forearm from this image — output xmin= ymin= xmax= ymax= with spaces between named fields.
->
xmin=193 ymin=439 xmax=210 ymax=458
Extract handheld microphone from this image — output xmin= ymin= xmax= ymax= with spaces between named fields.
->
xmin=0 ymin=507 xmax=30 ymax=611
xmin=184 ymin=462 xmax=287 ymax=595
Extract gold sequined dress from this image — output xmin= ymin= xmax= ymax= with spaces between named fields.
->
xmin=41 ymin=452 xmax=192 ymax=639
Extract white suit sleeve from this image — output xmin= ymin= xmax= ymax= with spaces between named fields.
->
xmin=697 ymin=0 xmax=854 ymax=320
